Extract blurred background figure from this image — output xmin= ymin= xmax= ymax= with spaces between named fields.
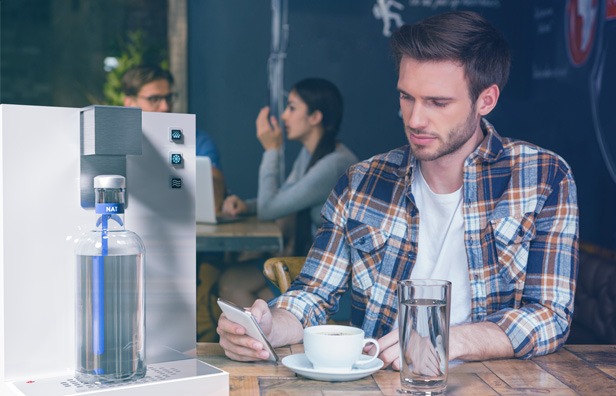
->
xmin=218 ymin=77 xmax=359 ymax=307
xmin=122 ymin=65 xmax=226 ymax=208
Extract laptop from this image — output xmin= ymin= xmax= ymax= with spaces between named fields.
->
xmin=195 ymin=156 xmax=244 ymax=224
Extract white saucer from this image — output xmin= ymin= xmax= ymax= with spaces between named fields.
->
xmin=281 ymin=353 xmax=384 ymax=382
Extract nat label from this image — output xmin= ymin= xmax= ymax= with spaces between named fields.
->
xmin=95 ymin=203 xmax=124 ymax=214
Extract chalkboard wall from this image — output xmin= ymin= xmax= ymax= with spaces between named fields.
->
xmin=189 ymin=0 xmax=616 ymax=250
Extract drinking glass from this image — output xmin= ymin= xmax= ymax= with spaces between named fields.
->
xmin=397 ymin=279 xmax=451 ymax=394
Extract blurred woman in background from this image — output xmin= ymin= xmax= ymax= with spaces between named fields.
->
xmin=219 ymin=77 xmax=358 ymax=307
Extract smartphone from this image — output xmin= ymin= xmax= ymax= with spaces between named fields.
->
xmin=217 ymin=298 xmax=279 ymax=362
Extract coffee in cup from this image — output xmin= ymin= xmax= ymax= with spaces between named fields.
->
xmin=303 ymin=325 xmax=380 ymax=371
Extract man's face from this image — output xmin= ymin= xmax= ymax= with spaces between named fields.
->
xmin=124 ymin=79 xmax=174 ymax=113
xmin=397 ymin=57 xmax=483 ymax=162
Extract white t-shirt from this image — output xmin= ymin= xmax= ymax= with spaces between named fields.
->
xmin=409 ymin=166 xmax=472 ymax=326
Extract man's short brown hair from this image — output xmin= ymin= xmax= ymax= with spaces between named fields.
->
xmin=390 ymin=11 xmax=511 ymax=102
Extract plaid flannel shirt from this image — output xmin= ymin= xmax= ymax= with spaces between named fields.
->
xmin=272 ymin=119 xmax=579 ymax=359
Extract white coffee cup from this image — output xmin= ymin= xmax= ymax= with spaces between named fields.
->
xmin=303 ymin=325 xmax=380 ymax=371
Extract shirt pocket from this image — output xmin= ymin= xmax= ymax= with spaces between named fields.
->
xmin=346 ymin=219 xmax=388 ymax=292
xmin=489 ymin=214 xmax=536 ymax=285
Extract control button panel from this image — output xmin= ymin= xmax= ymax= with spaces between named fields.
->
xmin=167 ymin=126 xmax=188 ymax=189
xmin=170 ymin=127 xmax=184 ymax=142
xmin=170 ymin=152 xmax=183 ymax=166
xmin=170 ymin=177 xmax=183 ymax=189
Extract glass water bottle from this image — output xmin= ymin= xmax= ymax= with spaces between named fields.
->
xmin=75 ymin=175 xmax=146 ymax=384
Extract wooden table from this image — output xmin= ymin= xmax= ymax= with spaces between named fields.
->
xmin=197 ymin=217 xmax=283 ymax=252
xmin=196 ymin=343 xmax=616 ymax=395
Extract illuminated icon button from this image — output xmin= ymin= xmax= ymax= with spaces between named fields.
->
xmin=170 ymin=177 xmax=182 ymax=189
xmin=170 ymin=128 xmax=183 ymax=141
xmin=170 ymin=153 xmax=183 ymax=165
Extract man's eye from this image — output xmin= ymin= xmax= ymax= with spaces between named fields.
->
xmin=432 ymin=101 xmax=447 ymax=108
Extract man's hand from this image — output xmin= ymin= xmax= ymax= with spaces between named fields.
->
xmin=372 ymin=330 xmax=402 ymax=370
xmin=375 ymin=329 xmax=445 ymax=375
xmin=217 ymin=299 xmax=273 ymax=362
xmin=217 ymin=299 xmax=304 ymax=362
xmin=402 ymin=331 xmax=443 ymax=376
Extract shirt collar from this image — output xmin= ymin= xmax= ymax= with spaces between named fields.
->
xmin=471 ymin=118 xmax=504 ymax=163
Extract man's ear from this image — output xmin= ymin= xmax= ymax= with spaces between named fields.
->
xmin=309 ymin=109 xmax=323 ymax=126
xmin=476 ymin=84 xmax=500 ymax=116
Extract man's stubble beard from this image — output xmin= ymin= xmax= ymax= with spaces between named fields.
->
xmin=408 ymin=109 xmax=481 ymax=162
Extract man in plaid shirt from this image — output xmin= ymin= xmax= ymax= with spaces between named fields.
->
xmin=218 ymin=11 xmax=578 ymax=368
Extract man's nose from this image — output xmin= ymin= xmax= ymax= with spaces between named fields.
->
xmin=407 ymin=102 xmax=428 ymax=131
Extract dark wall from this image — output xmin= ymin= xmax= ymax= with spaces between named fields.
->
xmin=188 ymin=0 xmax=270 ymax=199
xmin=189 ymin=1 xmax=616 ymax=250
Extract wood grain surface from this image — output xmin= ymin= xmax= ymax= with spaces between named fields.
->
xmin=197 ymin=343 xmax=616 ymax=395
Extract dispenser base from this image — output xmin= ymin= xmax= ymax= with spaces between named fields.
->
xmin=2 ymin=358 xmax=228 ymax=396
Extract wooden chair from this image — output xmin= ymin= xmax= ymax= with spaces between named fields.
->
xmin=263 ymin=256 xmax=305 ymax=293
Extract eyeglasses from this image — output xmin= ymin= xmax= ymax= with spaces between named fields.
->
xmin=137 ymin=93 xmax=178 ymax=106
